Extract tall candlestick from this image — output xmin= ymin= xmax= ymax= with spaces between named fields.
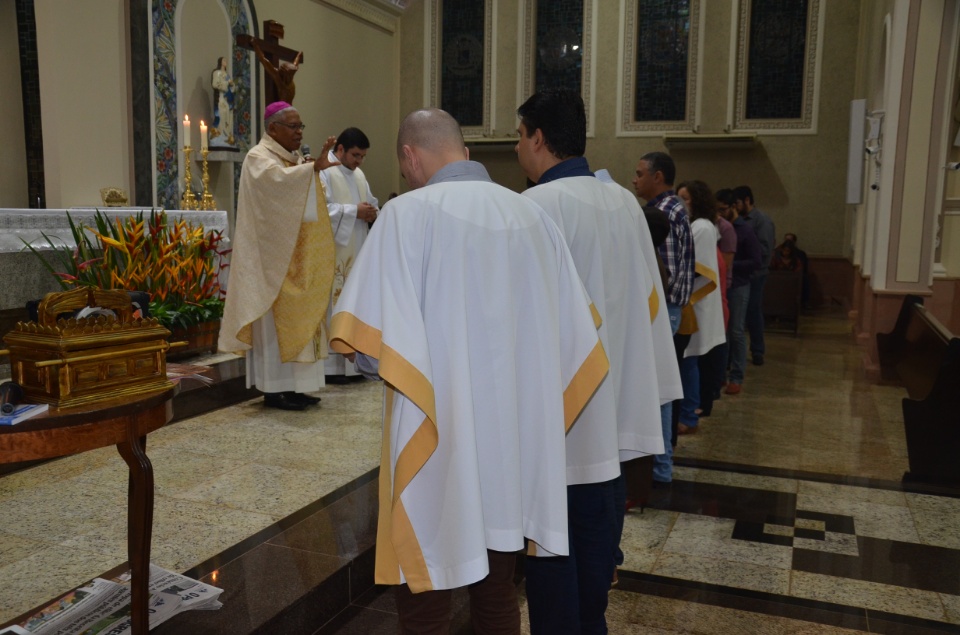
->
xmin=200 ymin=120 xmax=208 ymax=151
xmin=183 ymin=115 xmax=191 ymax=148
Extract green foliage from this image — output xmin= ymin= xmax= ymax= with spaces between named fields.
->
xmin=22 ymin=209 xmax=230 ymax=330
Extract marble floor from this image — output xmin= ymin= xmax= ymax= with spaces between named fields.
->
xmin=2 ymin=312 xmax=959 ymax=634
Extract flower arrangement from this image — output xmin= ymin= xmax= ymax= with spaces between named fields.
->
xmin=23 ymin=210 xmax=230 ymax=331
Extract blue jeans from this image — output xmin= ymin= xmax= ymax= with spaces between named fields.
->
xmin=727 ymin=284 xmax=750 ymax=384
xmin=746 ymin=272 xmax=767 ymax=358
xmin=652 ymin=304 xmax=683 ymax=483
xmin=525 ymin=479 xmax=617 ymax=635
xmin=679 ymin=355 xmax=700 ymax=427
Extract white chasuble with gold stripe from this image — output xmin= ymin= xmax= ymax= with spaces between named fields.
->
xmin=525 ymin=177 xmax=666 ymax=468
xmin=606 ymin=182 xmax=683 ymax=407
xmin=329 ymin=178 xmax=608 ymax=592
xmin=685 ymin=218 xmax=726 ymax=357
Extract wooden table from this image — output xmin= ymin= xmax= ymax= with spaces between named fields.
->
xmin=0 ymin=387 xmax=176 ymax=634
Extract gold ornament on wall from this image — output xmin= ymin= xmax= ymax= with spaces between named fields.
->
xmin=99 ymin=187 xmax=129 ymax=207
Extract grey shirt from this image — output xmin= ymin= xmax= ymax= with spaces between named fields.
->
xmin=741 ymin=206 xmax=775 ymax=275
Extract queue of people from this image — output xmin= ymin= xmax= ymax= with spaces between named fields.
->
xmin=218 ymin=92 xmax=783 ymax=634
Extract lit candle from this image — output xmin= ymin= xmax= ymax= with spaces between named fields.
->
xmin=183 ymin=115 xmax=191 ymax=148
xmin=200 ymin=120 xmax=208 ymax=151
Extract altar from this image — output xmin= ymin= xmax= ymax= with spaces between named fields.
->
xmin=0 ymin=208 xmax=230 ymax=311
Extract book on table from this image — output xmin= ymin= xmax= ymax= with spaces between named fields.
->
xmin=0 ymin=403 xmax=49 ymax=425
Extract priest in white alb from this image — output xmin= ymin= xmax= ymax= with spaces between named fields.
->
xmin=320 ymin=127 xmax=379 ymax=381
xmin=218 ymin=101 xmax=339 ymax=411
xmin=329 ymin=108 xmax=609 ymax=633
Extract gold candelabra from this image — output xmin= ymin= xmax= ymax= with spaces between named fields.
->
xmin=180 ymin=146 xmax=198 ymax=210
xmin=199 ymin=149 xmax=217 ymax=210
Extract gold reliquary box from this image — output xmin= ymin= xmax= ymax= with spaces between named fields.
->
xmin=3 ymin=288 xmax=175 ymax=409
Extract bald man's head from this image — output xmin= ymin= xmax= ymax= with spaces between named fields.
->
xmin=397 ymin=109 xmax=465 ymax=156
xmin=396 ymin=109 xmax=468 ymax=189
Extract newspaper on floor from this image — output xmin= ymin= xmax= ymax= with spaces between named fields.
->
xmin=165 ymin=363 xmax=215 ymax=386
xmin=19 ymin=565 xmax=222 ymax=634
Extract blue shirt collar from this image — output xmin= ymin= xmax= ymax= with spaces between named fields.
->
xmin=536 ymin=156 xmax=594 ymax=185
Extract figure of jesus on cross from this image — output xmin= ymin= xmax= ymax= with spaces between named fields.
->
xmin=237 ymin=20 xmax=303 ymax=104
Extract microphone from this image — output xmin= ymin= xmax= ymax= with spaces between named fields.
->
xmin=301 ymin=144 xmax=312 ymax=161
xmin=0 ymin=382 xmax=23 ymax=415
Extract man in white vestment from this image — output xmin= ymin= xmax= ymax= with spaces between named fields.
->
xmin=329 ymin=108 xmax=609 ymax=634
xmin=515 ymin=90 xmax=664 ymax=635
xmin=320 ymin=127 xmax=379 ymax=381
xmin=596 ymin=169 xmax=683 ymax=583
xmin=218 ymin=101 xmax=339 ymax=411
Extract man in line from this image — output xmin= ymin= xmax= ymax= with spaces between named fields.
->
xmin=733 ymin=185 xmax=775 ymax=366
xmin=516 ymin=90 xmax=664 ymax=634
xmin=329 ymin=108 xmax=609 ymax=634
xmin=633 ymin=152 xmax=695 ymax=486
xmin=218 ymin=101 xmax=339 ymax=411
xmin=723 ymin=189 xmax=763 ymax=394
xmin=320 ymin=127 xmax=379 ymax=382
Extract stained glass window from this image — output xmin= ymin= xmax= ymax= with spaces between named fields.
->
xmin=745 ymin=0 xmax=809 ymax=120
xmin=535 ymin=0 xmax=584 ymax=94
xmin=634 ymin=0 xmax=689 ymax=122
xmin=441 ymin=0 xmax=485 ymax=127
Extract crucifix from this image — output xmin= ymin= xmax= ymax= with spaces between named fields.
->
xmin=236 ymin=20 xmax=304 ymax=105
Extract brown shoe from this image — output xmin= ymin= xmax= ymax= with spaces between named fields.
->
xmin=725 ymin=383 xmax=742 ymax=395
xmin=678 ymin=422 xmax=698 ymax=435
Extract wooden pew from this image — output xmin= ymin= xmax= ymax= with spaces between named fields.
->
xmin=876 ymin=295 xmax=960 ymax=484
xmin=762 ymin=270 xmax=802 ymax=335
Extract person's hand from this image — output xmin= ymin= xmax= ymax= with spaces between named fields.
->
xmin=313 ymin=136 xmax=341 ymax=171
xmin=357 ymin=202 xmax=378 ymax=223
xmin=343 ymin=351 xmax=356 ymax=362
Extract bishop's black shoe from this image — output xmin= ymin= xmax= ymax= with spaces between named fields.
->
xmin=263 ymin=392 xmax=307 ymax=411
xmin=288 ymin=391 xmax=321 ymax=406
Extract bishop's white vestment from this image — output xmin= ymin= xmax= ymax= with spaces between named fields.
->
xmin=321 ymin=152 xmax=379 ymax=377
xmin=329 ymin=161 xmax=608 ymax=592
xmin=218 ymin=135 xmax=335 ymax=393
xmin=524 ymin=175 xmax=665 ymax=469
xmin=685 ymin=218 xmax=725 ymax=357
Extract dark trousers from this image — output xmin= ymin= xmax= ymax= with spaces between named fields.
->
xmin=525 ymin=479 xmax=617 ymax=635
xmin=670 ymin=332 xmax=692 ymax=445
xmin=698 ymin=343 xmax=726 ymax=416
xmin=395 ymin=549 xmax=521 ymax=635
xmin=746 ymin=272 xmax=768 ymax=357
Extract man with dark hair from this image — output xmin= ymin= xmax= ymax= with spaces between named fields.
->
xmin=321 ymin=127 xmax=379 ymax=381
xmin=330 ymin=108 xmax=608 ymax=634
xmin=724 ymin=195 xmax=763 ymax=394
xmin=517 ymin=90 xmax=664 ymax=635
xmin=633 ymin=151 xmax=695 ymax=487
xmin=733 ymin=185 xmax=775 ymax=365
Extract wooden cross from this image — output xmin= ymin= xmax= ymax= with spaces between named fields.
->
xmin=236 ymin=20 xmax=304 ymax=105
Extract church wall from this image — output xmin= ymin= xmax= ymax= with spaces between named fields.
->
xmin=251 ymin=0 xmax=402 ymax=201
xmin=33 ymin=0 xmax=132 ymax=208
xmin=397 ymin=0 xmax=861 ymax=260
xmin=21 ymin=0 xmax=401 ymax=211
xmin=943 ymin=215 xmax=960 ymax=277
xmin=0 ymin=0 xmax=28 ymax=208
xmin=177 ymin=1 xmax=238 ymax=215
